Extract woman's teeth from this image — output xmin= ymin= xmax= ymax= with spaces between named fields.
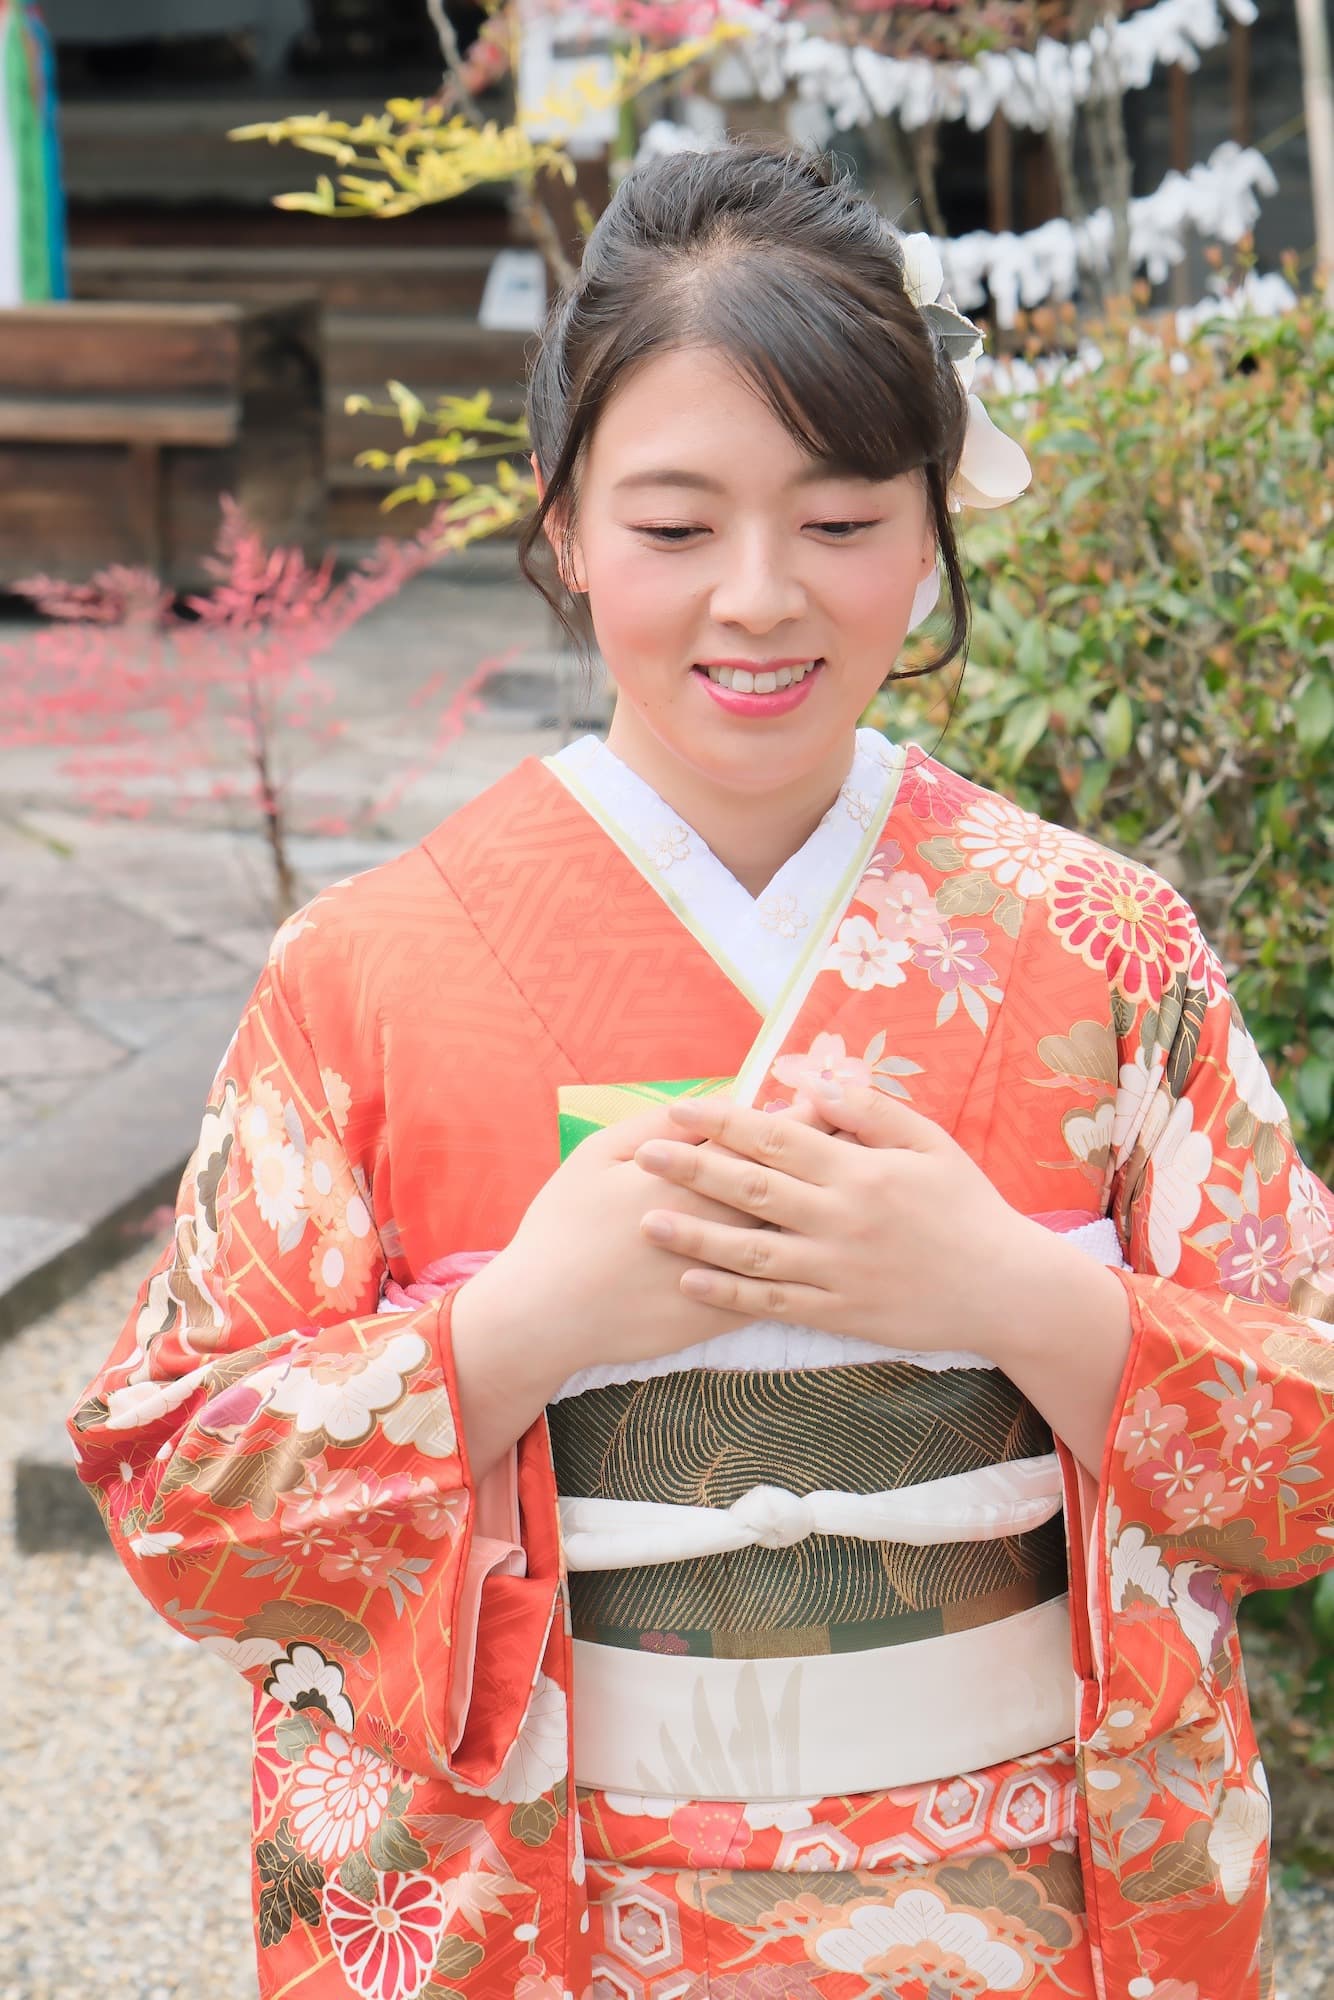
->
xmin=702 ymin=661 xmax=819 ymax=692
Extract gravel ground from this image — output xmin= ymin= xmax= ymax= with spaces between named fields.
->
xmin=4 ymin=1249 xmax=1334 ymax=2000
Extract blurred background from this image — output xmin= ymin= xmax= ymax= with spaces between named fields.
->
xmin=1 ymin=3 xmax=1331 ymax=1995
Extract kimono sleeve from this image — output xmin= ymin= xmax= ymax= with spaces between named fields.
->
xmin=1099 ymin=884 xmax=1334 ymax=1589
xmin=64 ymin=943 xmax=561 ymax=1784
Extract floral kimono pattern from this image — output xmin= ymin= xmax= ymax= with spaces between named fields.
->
xmin=68 ymin=737 xmax=1334 ymax=2000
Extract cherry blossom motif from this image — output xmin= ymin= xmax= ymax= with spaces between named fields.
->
xmin=1115 ymin=1387 xmax=1189 ymax=1470
xmin=811 ymin=1890 xmax=1028 ymax=1988
xmin=649 ymin=822 xmax=691 ymax=870
xmin=323 ymin=1870 xmax=449 ymax=2000
xmin=261 ymin=1329 xmax=429 ymax=1446
xmin=1215 ymin=1382 xmax=1293 ymax=1458
xmin=318 ymin=1535 xmax=414 ymax=1589
xmin=758 ymin=892 xmax=808 ymax=939
xmin=1160 ymin=1472 xmax=1244 ymax=1534
xmin=290 ymin=1730 xmax=396 ymax=1863
xmin=954 ymin=796 xmax=1081 ymax=900
xmin=910 ymin=925 xmax=998 ymax=993
xmin=1217 ymin=1216 xmax=1290 ymax=1306
xmin=1133 ymin=1432 xmax=1223 ymax=1505
xmin=839 ymin=782 xmax=876 ymax=830
xmin=826 ymin=914 xmax=912 ymax=990
xmin=770 ymin=1031 xmax=873 ymax=1093
xmin=1047 ymin=852 xmax=1195 ymax=1005
xmin=1224 ymin=1448 xmax=1287 ymax=1503
xmin=1285 ymin=1160 xmax=1334 ymax=1292
xmin=857 ymin=869 xmax=944 ymax=943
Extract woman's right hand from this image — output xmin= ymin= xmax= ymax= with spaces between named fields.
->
xmin=449 ymin=1101 xmax=824 ymax=1479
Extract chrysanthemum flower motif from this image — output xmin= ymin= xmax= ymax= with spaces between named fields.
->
xmin=290 ymin=1730 xmax=395 ymax=1864
xmin=1047 ymin=853 xmax=1194 ymax=1006
xmin=455 ymin=1673 xmax=567 ymax=1805
xmin=252 ymin=1140 xmax=304 ymax=1236
xmin=955 ymin=797 xmax=1081 ymax=900
xmin=323 ymin=1869 xmax=448 ymax=2000
xmin=237 ymin=1078 xmax=286 ymax=1163
xmin=263 ymin=1330 xmax=429 ymax=1446
xmin=812 ymin=1888 xmax=1028 ymax=1987
xmin=263 ymin=1641 xmax=355 ymax=1732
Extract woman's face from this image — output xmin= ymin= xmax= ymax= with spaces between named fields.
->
xmin=540 ymin=343 xmax=937 ymax=800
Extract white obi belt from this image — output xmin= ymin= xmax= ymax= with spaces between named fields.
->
xmin=561 ymin=1215 xmax=1125 ymax=1802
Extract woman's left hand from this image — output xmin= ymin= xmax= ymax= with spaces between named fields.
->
xmin=634 ymin=1083 xmax=1060 ymax=1359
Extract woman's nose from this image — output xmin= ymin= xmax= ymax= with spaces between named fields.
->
xmin=707 ymin=538 xmax=807 ymax=632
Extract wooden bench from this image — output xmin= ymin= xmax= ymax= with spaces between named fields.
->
xmin=0 ymin=299 xmax=324 ymax=587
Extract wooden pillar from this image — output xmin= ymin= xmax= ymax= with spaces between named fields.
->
xmin=987 ymin=111 xmax=1014 ymax=236
xmin=1230 ymin=18 xmax=1253 ymax=146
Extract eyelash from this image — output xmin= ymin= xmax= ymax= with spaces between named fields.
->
xmin=637 ymin=522 xmax=874 ymax=544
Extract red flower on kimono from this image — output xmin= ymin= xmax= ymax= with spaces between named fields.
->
xmin=1159 ymin=1472 xmax=1245 ymax=1534
xmin=667 ymin=1801 xmax=753 ymax=1867
xmin=322 ymin=1869 xmax=448 ymax=2000
xmin=1218 ymin=1215 xmax=1291 ymax=1305
xmin=1114 ymin=1386 xmax=1188 ymax=1469
xmin=909 ymin=925 xmax=997 ymax=993
xmin=1132 ymin=1432 xmax=1223 ymax=1505
xmin=1216 ymin=1381 xmax=1293 ymax=1457
xmin=1047 ymin=853 xmax=1194 ymax=1005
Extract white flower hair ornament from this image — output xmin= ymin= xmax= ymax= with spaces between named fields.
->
xmin=898 ymin=232 xmax=1032 ymax=631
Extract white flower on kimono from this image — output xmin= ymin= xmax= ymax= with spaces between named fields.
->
xmin=1111 ymin=1044 xmax=1168 ymax=1166
xmin=190 ymin=1079 xmax=236 ymax=1260
xmin=771 ymin=1032 xmax=872 ymax=1093
xmin=839 ymin=783 xmax=875 ymax=830
xmin=740 ymin=1798 xmax=817 ymax=1831
xmin=237 ymin=1078 xmax=287 ymax=1164
xmin=1207 ymin=1765 xmax=1271 ymax=1907
xmin=1108 ymin=1522 xmax=1170 ymax=1612
xmin=323 ymin=1869 xmax=449 ymax=2000
xmin=127 ymin=1528 xmax=184 ymax=1557
xmin=201 ymin=1630 xmax=288 ymax=1674
xmin=264 ymin=1330 xmax=429 ymax=1446
xmin=812 ymin=1889 xmax=1027 ymax=1988
xmin=380 ymin=1384 xmax=458 ymax=1460
xmin=104 ymin=1366 xmax=208 ymax=1431
xmin=1142 ymin=1097 xmax=1212 ymax=1278
xmin=858 ymin=869 xmax=943 ymax=944
xmin=1226 ymin=1015 xmax=1290 ymax=1129
xmin=649 ymin=821 xmax=691 ymax=870
xmin=457 ymin=1673 xmax=567 ymax=1805
xmin=290 ymin=1730 xmax=395 ymax=1863
xmin=252 ymin=1139 xmax=305 ymax=1236
xmin=758 ymin=892 xmax=808 ymax=939
xmin=954 ymin=796 xmax=1079 ymax=900
xmin=826 ymin=915 xmax=911 ymax=990
xmin=264 ymin=1641 xmax=357 ymax=1732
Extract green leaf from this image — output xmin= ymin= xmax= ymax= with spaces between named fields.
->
xmin=369 ymin=1816 xmax=429 ymax=1872
xmin=1296 ymin=1059 xmax=1334 ymax=1127
xmin=1015 ymin=619 xmax=1049 ymax=678
xmin=1313 ymin=1571 xmax=1334 ymax=1648
xmin=339 ymin=1852 xmax=379 ymax=1904
xmin=999 ymin=695 xmax=1050 ymax=772
xmin=1103 ymin=691 xmax=1135 ymax=761
xmin=1295 ymin=677 xmax=1334 ymax=752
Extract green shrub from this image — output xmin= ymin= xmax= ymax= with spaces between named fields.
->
xmin=871 ymin=288 xmax=1334 ymax=1184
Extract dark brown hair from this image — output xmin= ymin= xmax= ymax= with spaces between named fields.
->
xmin=518 ymin=133 xmax=971 ymax=680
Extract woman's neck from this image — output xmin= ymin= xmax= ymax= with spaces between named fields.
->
xmin=604 ymin=706 xmax=858 ymax=898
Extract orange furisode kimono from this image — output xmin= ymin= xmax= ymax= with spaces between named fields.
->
xmin=69 ymin=729 xmax=1334 ymax=2000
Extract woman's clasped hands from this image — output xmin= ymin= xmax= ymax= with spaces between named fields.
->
xmin=632 ymin=1082 xmax=1057 ymax=1361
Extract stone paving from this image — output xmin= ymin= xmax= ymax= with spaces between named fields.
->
xmin=0 ymin=551 xmax=603 ymax=1340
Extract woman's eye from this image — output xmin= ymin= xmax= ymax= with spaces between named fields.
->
xmin=637 ymin=520 xmax=874 ymax=544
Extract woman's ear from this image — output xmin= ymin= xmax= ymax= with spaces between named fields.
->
xmin=530 ymin=453 xmax=587 ymax=596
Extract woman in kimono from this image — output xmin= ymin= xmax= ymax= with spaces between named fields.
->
xmin=70 ymin=137 xmax=1334 ymax=2000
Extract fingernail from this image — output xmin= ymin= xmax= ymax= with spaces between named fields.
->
xmin=642 ymin=1214 xmax=674 ymax=1244
xmin=810 ymin=1076 xmax=843 ymax=1103
xmin=637 ymin=1142 xmax=674 ymax=1170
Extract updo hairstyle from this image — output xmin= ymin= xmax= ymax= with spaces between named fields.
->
xmin=519 ymin=132 xmax=972 ymax=679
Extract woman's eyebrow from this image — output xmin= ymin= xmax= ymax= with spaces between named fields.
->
xmin=612 ymin=464 xmax=854 ymax=495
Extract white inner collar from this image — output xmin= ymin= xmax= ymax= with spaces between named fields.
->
xmin=547 ymin=727 xmax=901 ymax=1009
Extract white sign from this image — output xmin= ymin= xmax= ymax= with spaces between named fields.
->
xmin=478 ymin=248 xmax=549 ymax=333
